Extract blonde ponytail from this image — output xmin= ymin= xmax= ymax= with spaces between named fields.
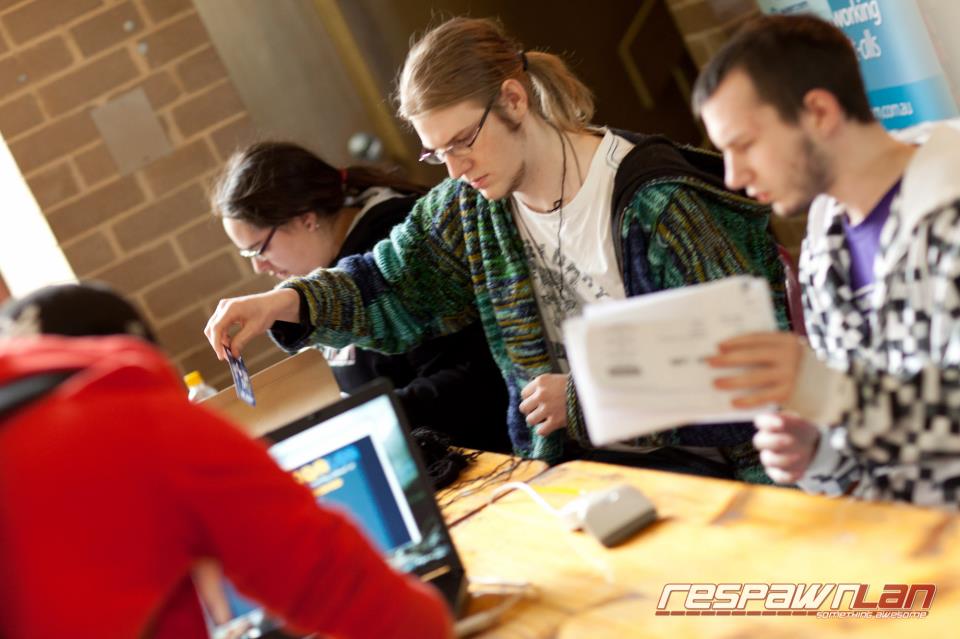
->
xmin=524 ymin=51 xmax=594 ymax=132
xmin=396 ymin=17 xmax=594 ymax=133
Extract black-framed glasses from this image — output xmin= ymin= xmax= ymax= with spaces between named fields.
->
xmin=238 ymin=225 xmax=279 ymax=259
xmin=418 ymin=96 xmax=496 ymax=165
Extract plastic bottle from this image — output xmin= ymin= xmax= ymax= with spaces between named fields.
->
xmin=184 ymin=370 xmax=217 ymax=402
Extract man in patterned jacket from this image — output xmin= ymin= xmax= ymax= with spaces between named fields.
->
xmin=694 ymin=13 xmax=960 ymax=507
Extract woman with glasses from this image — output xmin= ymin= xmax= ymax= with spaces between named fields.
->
xmin=207 ymin=18 xmax=790 ymax=481
xmin=213 ymin=141 xmax=511 ymax=454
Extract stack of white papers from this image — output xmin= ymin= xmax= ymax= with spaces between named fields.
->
xmin=563 ymin=276 xmax=778 ymax=446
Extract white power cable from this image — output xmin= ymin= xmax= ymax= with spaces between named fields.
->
xmin=489 ymin=481 xmax=584 ymax=530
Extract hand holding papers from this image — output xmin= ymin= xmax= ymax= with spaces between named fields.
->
xmin=563 ymin=276 xmax=778 ymax=446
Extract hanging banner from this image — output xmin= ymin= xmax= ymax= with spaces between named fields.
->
xmin=758 ymin=0 xmax=958 ymax=129
xmin=756 ymin=1 xmax=831 ymax=19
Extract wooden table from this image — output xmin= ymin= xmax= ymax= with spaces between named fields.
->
xmin=437 ymin=451 xmax=548 ymax=526
xmin=450 ymin=460 xmax=960 ymax=638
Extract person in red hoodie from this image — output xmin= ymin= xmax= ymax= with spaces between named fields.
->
xmin=0 ymin=331 xmax=454 ymax=638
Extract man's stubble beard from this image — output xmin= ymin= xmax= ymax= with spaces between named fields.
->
xmin=781 ymin=135 xmax=834 ymax=217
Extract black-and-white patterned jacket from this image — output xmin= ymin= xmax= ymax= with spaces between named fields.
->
xmin=796 ymin=124 xmax=960 ymax=508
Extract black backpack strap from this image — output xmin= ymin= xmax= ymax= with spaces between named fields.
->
xmin=0 ymin=370 xmax=77 ymax=423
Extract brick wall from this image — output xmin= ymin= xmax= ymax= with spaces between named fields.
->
xmin=0 ymin=0 xmax=286 ymax=389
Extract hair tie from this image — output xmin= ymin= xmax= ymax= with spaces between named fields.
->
xmin=339 ymin=167 xmax=348 ymax=192
xmin=519 ymin=50 xmax=528 ymax=72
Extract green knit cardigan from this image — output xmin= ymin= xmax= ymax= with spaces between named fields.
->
xmin=277 ymin=176 xmax=786 ymax=482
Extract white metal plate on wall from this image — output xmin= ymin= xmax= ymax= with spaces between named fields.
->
xmin=91 ymin=87 xmax=172 ymax=175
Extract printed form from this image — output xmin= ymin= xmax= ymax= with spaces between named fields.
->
xmin=564 ymin=276 xmax=778 ymax=445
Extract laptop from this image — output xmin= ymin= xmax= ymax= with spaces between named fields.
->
xmin=203 ymin=379 xmax=468 ymax=639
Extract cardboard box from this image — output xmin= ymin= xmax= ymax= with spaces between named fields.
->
xmin=201 ymin=349 xmax=340 ymax=437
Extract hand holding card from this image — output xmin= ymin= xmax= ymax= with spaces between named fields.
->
xmin=226 ymin=350 xmax=256 ymax=406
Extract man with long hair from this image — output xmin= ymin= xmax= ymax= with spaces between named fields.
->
xmin=206 ymin=17 xmax=788 ymax=481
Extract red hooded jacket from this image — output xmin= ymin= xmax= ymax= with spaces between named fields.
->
xmin=0 ymin=336 xmax=451 ymax=638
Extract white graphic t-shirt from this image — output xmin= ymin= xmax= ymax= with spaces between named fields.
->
xmin=512 ymin=130 xmax=633 ymax=372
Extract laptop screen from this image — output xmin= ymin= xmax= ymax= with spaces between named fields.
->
xmin=204 ymin=382 xmax=466 ymax=639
